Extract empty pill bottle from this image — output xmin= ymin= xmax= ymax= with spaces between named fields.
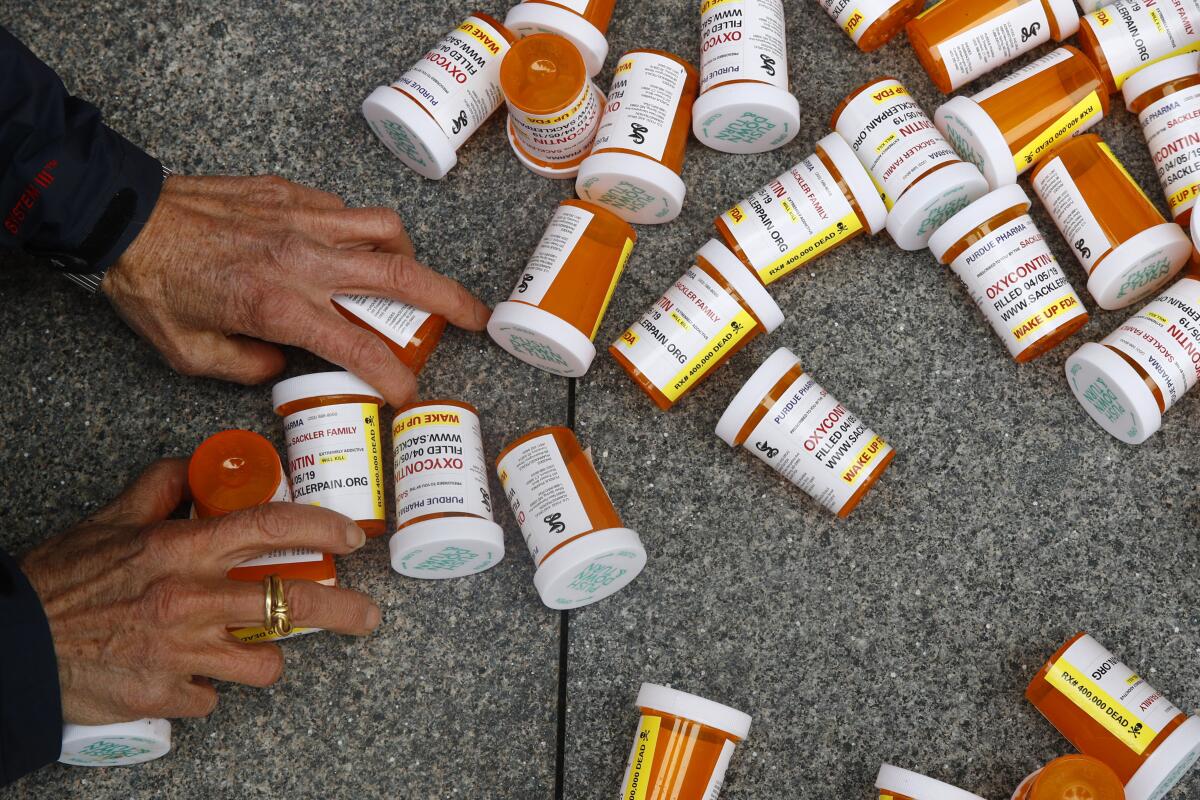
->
xmin=496 ymin=426 xmax=646 ymax=609
xmin=691 ymin=0 xmax=800 ymax=154
xmin=500 ymin=33 xmax=604 ymax=178
xmin=1010 ymin=755 xmax=1125 ymax=800
xmin=504 ymin=0 xmax=612 ymax=77
xmin=611 ymin=239 xmax=784 ymax=411
xmin=489 ymin=199 xmax=635 ymax=377
xmin=575 ymin=49 xmax=699 ymax=225
xmin=934 ymin=47 xmax=1109 ymax=189
xmin=1030 ymin=134 xmax=1191 ymax=310
xmin=389 ymin=400 xmax=505 ymax=579
xmin=361 ymin=13 xmax=515 ymax=180
xmin=1078 ymin=0 xmax=1200 ymax=94
xmin=59 ymin=720 xmax=171 ymax=767
xmin=618 ymin=683 xmax=752 ymax=800
xmin=928 ymin=185 xmax=1089 ymax=361
xmin=905 ymin=0 xmax=1080 ymax=94
xmin=816 ymin=0 xmax=925 ymax=52
xmin=1026 ymin=632 xmax=1200 ymax=800
xmin=333 ymin=296 xmax=445 ymax=375
xmin=272 ymin=372 xmax=386 ymax=537
xmin=715 ymin=132 xmax=887 ymax=285
xmin=832 ymin=77 xmax=989 ymax=250
xmin=715 ymin=347 xmax=894 ymax=517
xmin=875 ymin=764 xmax=989 ymax=800
xmin=1123 ymin=52 xmax=1200 ymax=226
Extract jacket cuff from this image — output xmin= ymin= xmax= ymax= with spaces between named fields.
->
xmin=90 ymin=130 xmax=166 ymax=271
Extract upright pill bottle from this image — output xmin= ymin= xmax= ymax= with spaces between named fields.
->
xmin=1026 ymin=633 xmax=1200 ymax=800
xmin=59 ymin=720 xmax=171 ymax=767
xmin=875 ymin=764 xmax=989 ymax=800
xmin=496 ymin=426 xmax=646 ymax=609
xmin=1078 ymin=0 xmax=1200 ymax=94
xmin=1123 ymin=53 xmax=1200 ymax=226
xmin=832 ymin=77 xmax=989 ymax=250
xmin=716 ymin=347 xmax=894 ymax=517
xmin=906 ymin=0 xmax=1080 ymax=93
xmin=715 ymin=132 xmax=888 ymax=285
xmin=816 ymin=0 xmax=925 ymax=52
xmin=928 ymin=185 xmax=1089 ymax=361
xmin=1009 ymin=755 xmax=1125 ymax=800
xmin=272 ymin=372 xmax=387 ymax=537
xmin=611 ymin=239 xmax=784 ymax=410
xmin=1030 ymin=134 xmax=1191 ymax=310
xmin=618 ymin=683 xmax=752 ymax=800
xmin=575 ymin=49 xmax=699 ymax=224
xmin=362 ymin=13 xmax=516 ymax=179
xmin=488 ymin=199 xmax=635 ymax=377
xmin=934 ymin=47 xmax=1109 ymax=189
xmin=333 ymin=296 xmax=445 ymax=374
xmin=390 ymin=400 xmax=505 ymax=579
xmin=504 ymin=0 xmax=613 ymax=77
xmin=691 ymin=0 xmax=800 ymax=154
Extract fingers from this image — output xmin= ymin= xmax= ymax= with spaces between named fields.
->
xmin=299 ymin=207 xmax=415 ymax=255
xmin=172 ymin=174 xmax=346 ymax=210
xmin=185 ymin=331 xmax=287 ymax=385
xmin=191 ymin=503 xmax=368 ymax=571
xmin=187 ymin=639 xmax=286 ymax=687
xmin=290 ymin=307 xmax=419 ymax=407
xmin=92 ymin=459 xmax=189 ymax=526
xmin=221 ymin=580 xmax=382 ymax=636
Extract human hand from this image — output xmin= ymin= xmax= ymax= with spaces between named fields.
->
xmin=103 ymin=174 xmax=490 ymax=406
xmin=18 ymin=459 xmax=381 ymax=725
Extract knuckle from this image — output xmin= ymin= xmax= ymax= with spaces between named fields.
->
xmin=269 ymin=232 xmax=316 ymax=269
xmin=370 ymin=208 xmax=404 ymax=237
xmin=342 ymin=331 xmax=392 ymax=374
xmin=285 ymin=582 xmax=321 ymax=622
xmin=130 ymin=680 xmax=174 ymax=717
xmin=255 ymin=175 xmax=293 ymax=203
xmin=244 ymin=502 xmax=290 ymax=541
xmin=143 ymin=577 xmax=192 ymax=625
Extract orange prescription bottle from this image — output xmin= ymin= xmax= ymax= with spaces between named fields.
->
xmin=934 ymin=47 xmax=1108 ymax=189
xmin=59 ymin=720 xmax=172 ymax=767
xmin=715 ymin=132 xmax=887 ymax=285
xmin=831 ymin=77 xmax=989 ymax=250
xmin=504 ymin=0 xmax=614 ymax=77
xmin=1026 ymin=633 xmax=1200 ymax=800
xmin=815 ymin=0 xmax=925 ymax=52
xmin=691 ymin=0 xmax=800 ymax=154
xmin=272 ymin=372 xmax=387 ymax=537
xmin=333 ymin=297 xmax=445 ymax=374
xmin=1009 ymin=755 xmax=1125 ymax=800
xmin=610 ymin=239 xmax=784 ymax=411
xmin=906 ymin=0 xmax=1080 ymax=93
xmin=500 ymin=34 xmax=603 ymax=179
xmin=361 ymin=13 xmax=515 ymax=179
xmin=389 ymin=400 xmax=504 ymax=579
xmin=575 ymin=49 xmax=699 ymax=224
xmin=617 ymin=683 xmax=752 ymax=800
xmin=875 ymin=764 xmax=989 ymax=800
xmin=1030 ymin=134 xmax=1191 ymax=310
xmin=715 ymin=347 xmax=894 ymax=517
xmin=496 ymin=426 xmax=646 ymax=609
xmin=488 ymin=199 xmax=635 ymax=377
xmin=927 ymin=185 xmax=1089 ymax=362
xmin=1078 ymin=0 xmax=1200 ymax=94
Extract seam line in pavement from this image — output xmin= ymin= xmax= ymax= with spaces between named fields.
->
xmin=554 ymin=377 xmax=577 ymax=800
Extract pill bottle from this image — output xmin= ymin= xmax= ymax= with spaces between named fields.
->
xmin=934 ymin=47 xmax=1108 ymax=189
xmin=272 ymin=372 xmax=386 ymax=537
xmin=362 ymin=13 xmax=516 ymax=180
xmin=816 ymin=0 xmax=925 ymax=53
xmin=333 ymin=296 xmax=445 ymax=374
xmin=488 ymin=199 xmax=635 ymax=377
xmin=928 ymin=185 xmax=1089 ymax=361
xmin=389 ymin=400 xmax=505 ymax=579
xmin=504 ymin=0 xmax=613 ymax=77
xmin=1077 ymin=0 xmax=1107 ymax=11
xmin=832 ymin=77 xmax=989 ymax=250
xmin=875 ymin=764 xmax=989 ymax=800
xmin=1078 ymin=0 xmax=1200 ymax=94
xmin=1030 ymin=134 xmax=1191 ymax=310
xmin=59 ymin=720 xmax=171 ymax=767
xmin=715 ymin=132 xmax=888 ymax=285
xmin=1123 ymin=53 xmax=1200 ymax=226
xmin=575 ymin=49 xmax=699 ymax=224
xmin=611 ymin=239 xmax=784 ymax=411
xmin=500 ymin=34 xmax=604 ymax=178
xmin=691 ymin=0 xmax=800 ymax=154
xmin=496 ymin=426 xmax=646 ymax=609
xmin=1026 ymin=632 xmax=1200 ymax=800
xmin=1009 ymin=755 xmax=1125 ymax=800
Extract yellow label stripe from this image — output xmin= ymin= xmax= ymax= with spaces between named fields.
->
xmin=1014 ymin=91 xmax=1103 ymax=171
xmin=1045 ymin=657 xmax=1160 ymax=755
xmin=760 ymin=212 xmax=862 ymax=284
xmin=662 ymin=311 xmax=757 ymax=401
xmin=623 ymin=715 xmax=660 ymax=800
xmin=592 ymin=238 xmax=633 ymax=340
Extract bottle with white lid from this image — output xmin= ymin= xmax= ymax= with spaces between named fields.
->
xmin=59 ymin=720 xmax=171 ymax=767
xmin=875 ymin=763 xmax=989 ymax=800
xmin=503 ymin=0 xmax=613 ymax=77
xmin=816 ymin=0 xmax=925 ymax=52
xmin=1078 ymin=0 xmax=1200 ymax=94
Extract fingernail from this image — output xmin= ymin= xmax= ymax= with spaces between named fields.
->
xmin=365 ymin=604 xmax=382 ymax=630
xmin=347 ymin=524 xmax=366 ymax=548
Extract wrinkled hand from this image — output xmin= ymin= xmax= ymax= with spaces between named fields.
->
xmin=19 ymin=459 xmax=381 ymax=725
xmin=104 ymin=175 xmax=490 ymax=405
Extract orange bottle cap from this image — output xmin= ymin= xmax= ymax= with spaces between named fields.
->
xmin=503 ymin=2 xmax=608 ymax=77
xmin=188 ymin=430 xmax=284 ymax=517
xmin=876 ymin=764 xmax=987 ymax=800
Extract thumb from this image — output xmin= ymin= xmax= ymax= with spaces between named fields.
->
xmin=188 ymin=332 xmax=287 ymax=385
xmin=92 ymin=458 xmax=190 ymax=526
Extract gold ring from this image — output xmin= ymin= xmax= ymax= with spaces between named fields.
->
xmin=263 ymin=574 xmax=292 ymax=637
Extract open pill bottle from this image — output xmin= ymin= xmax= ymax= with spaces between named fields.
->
xmin=1009 ymin=755 xmax=1125 ymax=800
xmin=576 ymin=49 xmax=699 ymax=224
xmin=715 ymin=132 xmax=887 ymax=285
xmin=876 ymin=764 xmax=989 ymax=800
xmin=611 ymin=239 xmax=783 ymax=410
xmin=1030 ymin=134 xmax=1191 ymax=310
xmin=928 ymin=185 xmax=1088 ymax=362
xmin=489 ymin=199 xmax=635 ymax=377
xmin=906 ymin=0 xmax=1079 ymax=94
xmin=816 ymin=0 xmax=925 ymax=52
xmin=1078 ymin=1 xmax=1200 ymax=94
xmin=59 ymin=720 xmax=171 ymax=767
xmin=273 ymin=372 xmax=386 ymax=537
xmin=333 ymin=296 xmax=445 ymax=375
xmin=1026 ymin=632 xmax=1200 ymax=800
xmin=692 ymin=0 xmax=799 ymax=154
xmin=497 ymin=426 xmax=645 ymax=609
xmin=832 ymin=77 xmax=989 ymax=250
xmin=934 ymin=47 xmax=1108 ymax=189
xmin=618 ymin=683 xmax=751 ymax=800
xmin=504 ymin=0 xmax=613 ymax=77
xmin=716 ymin=347 xmax=893 ymax=517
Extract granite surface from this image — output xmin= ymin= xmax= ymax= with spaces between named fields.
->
xmin=0 ymin=0 xmax=1198 ymax=799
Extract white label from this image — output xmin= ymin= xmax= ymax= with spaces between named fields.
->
xmin=699 ymin=0 xmax=788 ymax=92
xmin=333 ymin=295 xmax=432 ymax=350
xmin=508 ymin=79 xmax=602 ymax=163
xmin=1032 ymin=155 xmax=1111 ymax=272
xmin=1103 ymin=277 xmax=1200 ymax=413
xmin=816 ymin=0 xmax=905 ymax=44
xmin=971 ymin=47 xmax=1072 ymax=103
xmin=1088 ymin=0 xmax=1200 ymax=88
xmin=702 ymin=739 xmax=737 ymax=799
xmin=284 ymin=402 xmax=386 ymax=521
xmin=1139 ymin=83 xmax=1200 ymax=218
xmin=934 ymin=1 xmax=1050 ymax=91
xmin=497 ymin=433 xmax=593 ymax=563
xmin=948 ymin=214 xmax=1087 ymax=357
xmin=593 ymin=51 xmax=688 ymax=161
xmin=510 ymin=204 xmax=594 ymax=304
xmin=393 ymin=404 xmax=494 ymax=527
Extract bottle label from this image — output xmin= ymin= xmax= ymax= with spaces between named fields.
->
xmin=284 ymin=402 xmax=386 ymax=522
xmin=816 ymin=0 xmax=906 ymax=44
xmin=333 ymin=296 xmax=432 ymax=350
xmin=971 ymin=47 xmax=1073 ymax=103
xmin=1139 ymin=82 xmax=1200 ymax=218
xmin=497 ymin=433 xmax=593 ymax=562
xmin=1078 ymin=0 xmax=1107 ymax=10
xmin=933 ymin=0 xmax=1051 ymax=90
xmin=1031 ymin=155 xmax=1111 ymax=273
xmin=701 ymin=739 xmax=736 ymax=799
xmin=1089 ymin=0 xmax=1200 ymax=88
xmin=532 ymin=0 xmax=590 ymax=14
xmin=593 ymin=52 xmax=689 ymax=161
xmin=393 ymin=404 xmax=493 ymax=527
xmin=508 ymin=78 xmax=602 ymax=164
xmin=699 ymin=0 xmax=788 ymax=92
xmin=510 ymin=204 xmax=594 ymax=305
xmin=620 ymin=714 xmax=661 ymax=800
xmin=1012 ymin=90 xmax=1103 ymax=173
xmin=614 ymin=264 xmax=758 ymax=402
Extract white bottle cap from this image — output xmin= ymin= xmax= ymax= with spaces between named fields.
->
xmin=390 ymin=517 xmax=506 ymax=579
xmin=1046 ymin=0 xmax=1080 ymax=38
xmin=817 ymin=133 xmax=887 ymax=235
xmin=715 ymin=347 xmax=801 ymax=446
xmin=934 ymin=95 xmax=1017 ymax=189
xmin=1122 ymin=52 xmax=1200 ymax=111
xmin=698 ymin=239 xmax=785 ymax=332
xmin=488 ymin=301 xmax=598 ymax=378
xmin=1086 ymin=223 xmax=1190 ymax=310
xmin=875 ymin=764 xmax=989 ymax=800
xmin=635 ymin=683 xmax=752 ymax=739
xmin=575 ymin=151 xmax=688 ymax=225
xmin=887 ymin=162 xmax=990 ymax=251
xmin=533 ymin=527 xmax=646 ymax=609
xmin=1125 ymin=715 xmax=1200 ymax=800
xmin=272 ymin=371 xmax=384 ymax=411
xmin=59 ymin=719 xmax=172 ymax=767
xmin=691 ymin=82 xmax=801 ymax=155
xmin=1065 ymin=341 xmax=1163 ymax=444
xmin=504 ymin=2 xmax=609 ymax=77
xmin=927 ymin=184 xmax=1031 ymax=263
xmin=361 ymin=86 xmax=458 ymax=181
